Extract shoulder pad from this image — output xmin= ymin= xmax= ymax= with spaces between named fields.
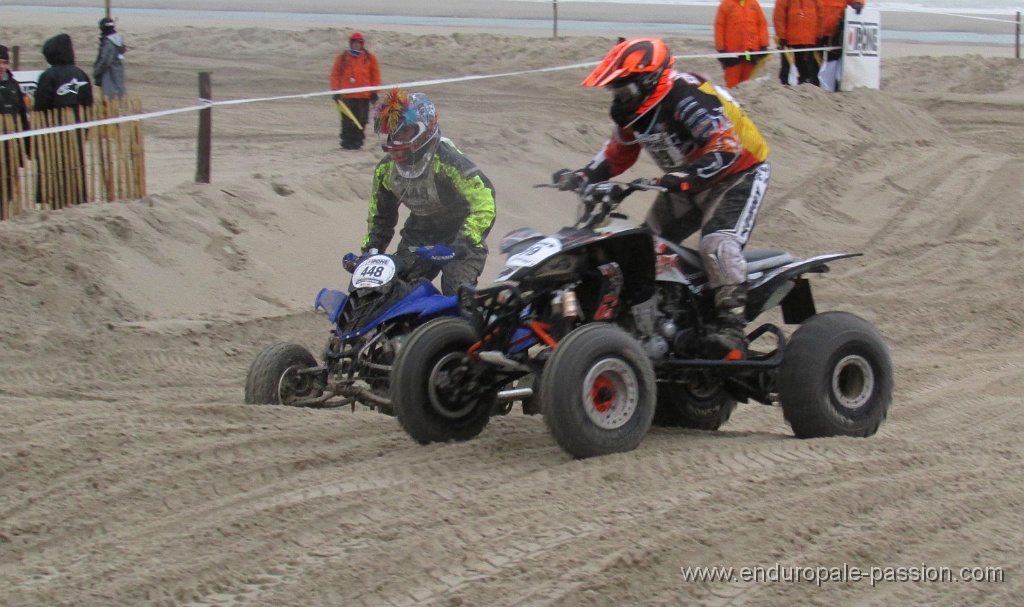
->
xmin=435 ymin=139 xmax=481 ymax=179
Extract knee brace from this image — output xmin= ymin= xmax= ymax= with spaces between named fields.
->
xmin=699 ymin=232 xmax=746 ymax=288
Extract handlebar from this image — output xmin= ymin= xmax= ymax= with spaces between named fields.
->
xmin=534 ymin=178 xmax=666 ymax=195
xmin=535 ymin=178 xmax=666 ymax=229
xmin=343 ymin=244 xmax=455 ymax=274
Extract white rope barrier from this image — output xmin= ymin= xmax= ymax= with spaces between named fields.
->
xmin=885 ymin=9 xmax=1019 ymax=25
xmin=2 ymin=4 xmax=1015 ymax=143
xmin=4 ymin=47 xmax=838 ymax=144
xmin=6 ymin=6 xmax=1018 ymax=143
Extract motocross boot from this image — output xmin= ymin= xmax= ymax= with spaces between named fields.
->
xmin=708 ymin=284 xmax=748 ymax=359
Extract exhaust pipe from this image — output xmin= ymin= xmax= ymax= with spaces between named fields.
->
xmin=477 ymin=351 xmax=531 ymax=372
xmin=496 ymin=387 xmax=533 ymax=403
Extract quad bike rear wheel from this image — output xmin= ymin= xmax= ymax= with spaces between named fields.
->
xmin=778 ymin=312 xmax=893 ymax=438
xmin=244 ymin=343 xmax=321 ymax=405
xmin=540 ymin=323 xmax=656 ymax=458
xmin=391 ymin=317 xmax=495 ymax=444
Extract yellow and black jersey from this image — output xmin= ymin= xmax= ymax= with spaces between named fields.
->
xmin=587 ymin=71 xmax=769 ymax=192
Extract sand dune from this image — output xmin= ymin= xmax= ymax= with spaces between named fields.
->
xmin=2 ymin=17 xmax=1024 ymax=607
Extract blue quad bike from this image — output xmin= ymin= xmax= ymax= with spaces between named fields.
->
xmin=244 ymin=245 xmax=535 ymax=414
xmin=390 ymin=179 xmax=894 ymax=457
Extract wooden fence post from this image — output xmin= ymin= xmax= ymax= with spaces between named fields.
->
xmin=1016 ymin=11 xmax=1021 ymax=60
xmin=195 ymin=72 xmax=212 ymax=184
xmin=11 ymin=46 xmax=19 ymax=71
xmin=553 ymin=0 xmax=558 ymax=39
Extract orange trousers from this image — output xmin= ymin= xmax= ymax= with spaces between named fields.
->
xmin=724 ymin=62 xmax=755 ymax=88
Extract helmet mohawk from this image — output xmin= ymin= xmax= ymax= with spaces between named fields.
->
xmin=373 ymin=89 xmax=416 ymax=135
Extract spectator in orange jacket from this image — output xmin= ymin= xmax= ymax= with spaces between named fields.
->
xmin=329 ymin=32 xmax=382 ymax=150
xmin=773 ymin=0 xmax=824 ymax=86
xmin=819 ymin=0 xmax=864 ymax=43
xmin=714 ymin=0 xmax=770 ymax=88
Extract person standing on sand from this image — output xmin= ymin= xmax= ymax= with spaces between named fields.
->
xmin=1 ymin=45 xmax=31 ymax=209
xmin=35 ymin=33 xmax=94 ymax=115
xmin=330 ymin=31 xmax=381 ymax=150
xmin=817 ymin=1 xmax=864 ymax=91
xmin=93 ymin=16 xmax=128 ymax=99
xmin=819 ymin=0 xmax=864 ymax=47
xmin=714 ymin=0 xmax=771 ymax=88
xmin=35 ymin=33 xmax=94 ymax=206
xmin=774 ymin=0 xmax=824 ymax=86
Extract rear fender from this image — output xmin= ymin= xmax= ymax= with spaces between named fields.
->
xmin=747 ymin=253 xmax=860 ymax=322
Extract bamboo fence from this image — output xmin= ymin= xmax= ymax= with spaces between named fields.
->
xmin=0 ymin=96 xmax=146 ymax=220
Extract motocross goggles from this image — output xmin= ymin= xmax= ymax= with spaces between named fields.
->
xmin=608 ymin=81 xmax=643 ymax=106
xmin=382 ymin=123 xmax=430 ymax=163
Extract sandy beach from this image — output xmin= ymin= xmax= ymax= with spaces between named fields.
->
xmin=2 ymin=2 xmax=1024 ymax=606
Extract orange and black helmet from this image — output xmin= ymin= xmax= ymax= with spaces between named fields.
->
xmin=582 ymin=38 xmax=675 ymax=120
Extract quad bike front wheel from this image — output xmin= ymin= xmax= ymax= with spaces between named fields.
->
xmin=391 ymin=317 xmax=495 ymax=444
xmin=244 ymin=343 xmax=321 ymax=405
xmin=540 ymin=323 xmax=656 ymax=458
xmin=778 ymin=311 xmax=893 ymax=438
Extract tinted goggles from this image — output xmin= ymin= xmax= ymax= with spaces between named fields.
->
xmin=608 ymin=81 xmax=643 ymax=105
xmin=381 ymin=123 xmax=425 ymax=162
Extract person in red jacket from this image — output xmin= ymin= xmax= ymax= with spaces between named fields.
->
xmin=773 ymin=0 xmax=824 ymax=86
xmin=819 ymin=0 xmax=864 ymax=44
xmin=329 ymin=32 xmax=382 ymax=150
xmin=714 ymin=0 xmax=770 ymax=88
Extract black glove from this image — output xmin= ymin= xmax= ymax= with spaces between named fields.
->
xmin=851 ymin=1 xmax=863 ymax=14
xmin=718 ymin=55 xmax=743 ymax=68
xmin=448 ymin=238 xmax=474 ymax=260
xmin=657 ymin=171 xmax=694 ymax=193
xmin=817 ymin=36 xmax=829 ymax=47
xmin=332 ymin=94 xmax=342 ymax=103
xmin=369 ymin=92 xmax=378 ymax=104
xmin=552 ymin=168 xmax=588 ymax=192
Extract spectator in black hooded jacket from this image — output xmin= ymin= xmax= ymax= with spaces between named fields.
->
xmin=35 ymin=33 xmax=93 ymax=206
xmin=35 ymin=33 xmax=93 ymax=114
xmin=1 ymin=44 xmax=31 ymax=210
xmin=0 ymin=46 xmax=29 ymax=129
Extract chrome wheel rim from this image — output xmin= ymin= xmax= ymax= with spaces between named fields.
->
xmin=582 ymin=358 xmax=639 ymax=430
xmin=832 ymin=354 xmax=875 ymax=412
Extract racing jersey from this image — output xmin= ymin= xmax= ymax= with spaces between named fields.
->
xmin=363 ymin=138 xmax=496 ymax=252
xmin=584 ymin=71 xmax=769 ymax=193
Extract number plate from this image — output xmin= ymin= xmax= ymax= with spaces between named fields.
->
xmin=352 ymin=255 xmax=397 ymax=289
xmin=504 ymin=237 xmax=562 ymax=269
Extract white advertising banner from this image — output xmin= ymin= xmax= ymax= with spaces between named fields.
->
xmin=12 ymin=70 xmax=42 ymax=103
xmin=841 ymin=7 xmax=881 ymax=91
